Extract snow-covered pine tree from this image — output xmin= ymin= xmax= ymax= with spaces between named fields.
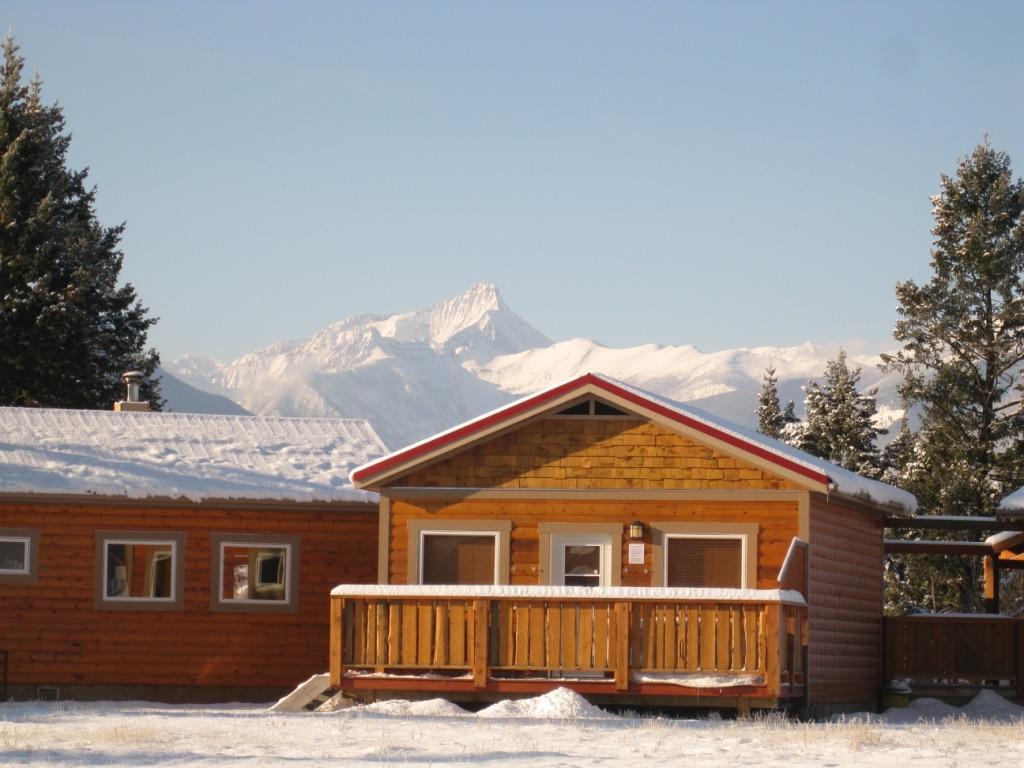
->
xmin=882 ymin=139 xmax=1024 ymax=518
xmin=0 ymin=36 xmax=161 ymax=409
xmin=792 ymin=350 xmax=886 ymax=478
xmin=882 ymin=140 xmax=1024 ymax=613
xmin=756 ymin=365 xmax=785 ymax=438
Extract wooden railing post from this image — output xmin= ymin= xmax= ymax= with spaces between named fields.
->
xmin=764 ymin=603 xmax=781 ymax=698
xmin=614 ymin=601 xmax=630 ymax=691
xmin=330 ymin=596 xmax=344 ymax=689
xmin=471 ymin=599 xmax=489 ymax=689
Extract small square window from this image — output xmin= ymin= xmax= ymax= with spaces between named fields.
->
xmin=0 ymin=528 xmax=40 ymax=584
xmin=94 ymin=532 xmax=186 ymax=610
xmin=0 ymin=538 xmax=30 ymax=574
xmin=210 ymin=534 xmax=299 ymax=612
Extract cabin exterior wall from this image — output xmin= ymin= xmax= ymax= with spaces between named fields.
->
xmin=806 ymin=493 xmax=884 ymax=712
xmin=385 ymin=496 xmax=801 ymax=588
xmin=0 ymin=497 xmax=377 ymax=700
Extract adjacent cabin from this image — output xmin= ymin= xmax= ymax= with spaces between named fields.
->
xmin=330 ymin=373 xmax=916 ymax=713
xmin=0 ymin=405 xmax=387 ymax=701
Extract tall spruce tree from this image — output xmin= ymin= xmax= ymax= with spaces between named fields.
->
xmin=0 ymin=36 xmax=161 ymax=409
xmin=756 ymin=365 xmax=785 ymax=438
xmin=791 ymin=350 xmax=886 ymax=478
xmin=881 ymin=140 xmax=1024 ymax=613
xmin=882 ymin=139 xmax=1024 ymax=518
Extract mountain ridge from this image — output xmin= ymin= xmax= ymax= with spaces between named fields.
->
xmin=164 ymin=283 xmax=903 ymax=449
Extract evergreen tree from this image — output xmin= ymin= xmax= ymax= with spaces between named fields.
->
xmin=792 ymin=350 xmax=886 ymax=478
xmin=0 ymin=36 xmax=161 ymax=409
xmin=756 ymin=365 xmax=785 ymax=438
xmin=882 ymin=139 xmax=1024 ymax=519
xmin=882 ymin=140 xmax=1024 ymax=613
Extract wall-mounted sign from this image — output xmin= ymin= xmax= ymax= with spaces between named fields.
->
xmin=628 ymin=542 xmax=645 ymax=565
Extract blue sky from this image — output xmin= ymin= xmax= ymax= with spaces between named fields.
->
xmin=7 ymin=1 xmax=1024 ymax=361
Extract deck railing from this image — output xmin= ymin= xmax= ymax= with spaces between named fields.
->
xmin=329 ymin=586 xmax=807 ymax=700
xmin=884 ymin=614 xmax=1024 ymax=696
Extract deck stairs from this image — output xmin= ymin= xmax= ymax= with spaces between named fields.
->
xmin=270 ymin=673 xmax=346 ymax=712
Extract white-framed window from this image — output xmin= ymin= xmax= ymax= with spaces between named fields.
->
xmin=406 ymin=520 xmax=511 ymax=586
xmin=419 ymin=531 xmax=499 ymax=585
xmin=549 ymin=533 xmax=616 ymax=588
xmin=94 ymin=531 xmax=186 ymax=610
xmin=663 ymin=534 xmax=746 ymax=589
xmin=208 ymin=533 xmax=300 ymax=612
xmin=0 ymin=536 xmax=31 ymax=576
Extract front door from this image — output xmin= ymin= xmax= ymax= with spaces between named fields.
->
xmin=550 ymin=533 xmax=614 ymax=587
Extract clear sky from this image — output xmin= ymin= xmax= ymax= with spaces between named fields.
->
xmin=6 ymin=1 xmax=1024 ymax=362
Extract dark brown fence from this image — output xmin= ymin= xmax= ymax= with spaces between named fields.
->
xmin=884 ymin=615 xmax=1024 ymax=695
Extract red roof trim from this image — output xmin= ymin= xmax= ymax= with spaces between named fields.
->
xmin=351 ymin=373 xmax=830 ymax=487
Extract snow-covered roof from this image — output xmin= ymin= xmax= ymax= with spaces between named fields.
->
xmin=999 ymin=486 xmax=1024 ymax=515
xmin=0 ymin=407 xmax=388 ymax=503
xmin=351 ymin=372 xmax=917 ymax=513
xmin=984 ymin=530 xmax=1024 ymax=552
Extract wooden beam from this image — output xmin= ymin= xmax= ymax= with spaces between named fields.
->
xmin=885 ymin=516 xmax=1024 ymax=532
xmin=983 ymin=556 xmax=999 ymax=614
xmin=884 ymin=540 xmax=994 ymax=556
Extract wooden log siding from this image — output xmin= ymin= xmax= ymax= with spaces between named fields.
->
xmin=806 ymin=495 xmax=884 ymax=708
xmin=332 ymin=592 xmax=807 ymax=698
xmin=0 ymin=499 xmax=378 ymax=692
xmin=388 ymin=498 xmax=800 ymax=588
xmin=393 ymin=418 xmax=803 ymax=492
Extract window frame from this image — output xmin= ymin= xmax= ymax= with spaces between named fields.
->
xmin=406 ymin=520 xmax=511 ymax=585
xmin=651 ymin=522 xmax=758 ymax=589
xmin=418 ymin=530 xmax=500 ymax=585
xmin=0 ymin=528 xmax=39 ymax=584
xmin=209 ymin=533 xmax=300 ymax=613
xmin=93 ymin=531 xmax=186 ymax=611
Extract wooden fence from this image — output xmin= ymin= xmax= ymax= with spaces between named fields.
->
xmin=884 ymin=615 xmax=1024 ymax=696
xmin=329 ymin=588 xmax=807 ymax=701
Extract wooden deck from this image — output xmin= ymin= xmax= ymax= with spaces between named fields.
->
xmin=329 ymin=587 xmax=807 ymax=706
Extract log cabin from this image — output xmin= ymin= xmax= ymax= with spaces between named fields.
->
xmin=0 ymin=394 xmax=387 ymax=702
xmin=330 ymin=372 xmax=917 ymax=714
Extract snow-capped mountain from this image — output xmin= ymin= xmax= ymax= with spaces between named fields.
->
xmin=166 ymin=282 xmax=904 ymax=450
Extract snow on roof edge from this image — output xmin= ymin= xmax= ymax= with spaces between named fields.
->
xmin=350 ymin=371 xmax=917 ymax=513
xmin=999 ymin=486 xmax=1024 ymax=514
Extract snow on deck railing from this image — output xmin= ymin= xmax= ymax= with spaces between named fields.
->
xmin=330 ymin=583 xmax=806 ymax=605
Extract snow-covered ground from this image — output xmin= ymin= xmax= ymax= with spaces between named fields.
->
xmin=2 ymin=688 xmax=1023 ymax=767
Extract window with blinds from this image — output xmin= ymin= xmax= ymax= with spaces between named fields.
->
xmin=665 ymin=537 xmax=742 ymax=588
xmin=421 ymin=534 xmax=496 ymax=585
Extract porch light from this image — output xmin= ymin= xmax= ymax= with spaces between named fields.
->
xmin=629 ymin=521 xmax=645 ymax=540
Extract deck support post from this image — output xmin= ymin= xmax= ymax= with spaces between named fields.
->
xmin=614 ymin=601 xmax=630 ymax=691
xmin=472 ymin=599 xmax=489 ymax=689
xmin=330 ymin=597 xmax=344 ymax=689
xmin=983 ymin=556 xmax=1000 ymax=614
